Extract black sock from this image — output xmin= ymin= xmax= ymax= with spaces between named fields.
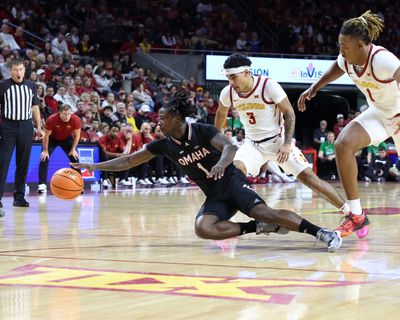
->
xmin=239 ymin=220 xmax=257 ymax=235
xmin=299 ymin=219 xmax=321 ymax=237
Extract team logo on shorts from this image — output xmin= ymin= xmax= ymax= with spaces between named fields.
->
xmin=243 ymin=184 xmax=255 ymax=192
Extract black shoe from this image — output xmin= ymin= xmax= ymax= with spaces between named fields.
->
xmin=13 ymin=199 xmax=30 ymax=207
xmin=0 ymin=200 xmax=3 ymax=208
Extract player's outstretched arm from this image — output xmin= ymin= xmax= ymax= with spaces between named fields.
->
xmin=297 ymin=62 xmax=344 ymax=112
xmin=209 ymin=132 xmax=238 ymax=179
xmin=71 ymin=149 xmax=155 ymax=173
xmin=214 ymin=102 xmax=230 ymax=131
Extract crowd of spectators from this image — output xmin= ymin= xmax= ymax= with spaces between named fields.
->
xmin=2 ymin=0 xmax=397 ymax=58
xmin=250 ymin=0 xmax=400 ymax=56
xmin=0 ymin=1 xmax=231 ymax=188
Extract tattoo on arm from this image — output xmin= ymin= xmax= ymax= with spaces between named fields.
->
xmin=283 ymin=112 xmax=295 ymax=145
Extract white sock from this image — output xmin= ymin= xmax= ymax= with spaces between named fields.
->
xmin=340 ymin=202 xmax=350 ymax=215
xmin=348 ymin=199 xmax=362 ymax=215
xmin=259 ymin=172 xmax=266 ymax=178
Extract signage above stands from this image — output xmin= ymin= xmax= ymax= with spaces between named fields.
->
xmin=206 ymin=55 xmax=354 ymax=85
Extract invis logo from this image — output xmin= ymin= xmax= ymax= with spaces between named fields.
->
xmin=290 ymin=63 xmax=323 ymax=80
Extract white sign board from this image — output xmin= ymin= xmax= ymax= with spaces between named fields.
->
xmin=206 ymin=55 xmax=354 ymax=85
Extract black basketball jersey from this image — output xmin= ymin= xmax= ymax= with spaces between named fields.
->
xmin=146 ymin=123 xmax=239 ymax=196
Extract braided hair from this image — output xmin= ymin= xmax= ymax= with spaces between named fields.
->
xmin=340 ymin=10 xmax=384 ymax=44
xmin=166 ymin=90 xmax=196 ymax=120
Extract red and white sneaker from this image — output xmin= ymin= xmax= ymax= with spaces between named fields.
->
xmin=336 ymin=211 xmax=370 ymax=238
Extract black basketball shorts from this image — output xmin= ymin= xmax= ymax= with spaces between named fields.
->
xmin=196 ymin=170 xmax=265 ymax=221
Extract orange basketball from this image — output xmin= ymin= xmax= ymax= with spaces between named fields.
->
xmin=50 ymin=168 xmax=83 ymax=200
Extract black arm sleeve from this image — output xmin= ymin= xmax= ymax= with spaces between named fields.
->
xmin=145 ymin=138 xmax=166 ymax=155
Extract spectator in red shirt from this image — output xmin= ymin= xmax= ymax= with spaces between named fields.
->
xmin=333 ymin=113 xmax=349 ymax=138
xmin=44 ymin=86 xmax=59 ymax=113
xmin=98 ymin=124 xmax=125 ymax=159
xmin=74 ymin=75 xmax=85 ymax=96
xmin=98 ymin=124 xmax=127 ymax=188
xmin=37 ymin=104 xmax=82 ymax=194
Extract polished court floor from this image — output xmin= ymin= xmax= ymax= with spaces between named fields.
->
xmin=0 ymin=182 xmax=399 ymax=320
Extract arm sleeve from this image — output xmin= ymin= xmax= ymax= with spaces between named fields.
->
xmin=145 ymin=139 xmax=166 ymax=155
xmin=264 ymin=78 xmax=287 ymax=104
xmin=198 ymin=124 xmax=220 ymax=141
xmin=72 ymin=115 xmax=82 ymax=130
xmin=219 ymin=86 xmax=232 ymax=108
xmin=372 ymin=50 xmax=400 ymax=79
xmin=45 ymin=117 xmax=55 ymax=131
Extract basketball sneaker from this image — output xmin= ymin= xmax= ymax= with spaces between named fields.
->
xmin=179 ymin=177 xmax=190 ymax=184
xmin=315 ymin=229 xmax=342 ymax=252
xmin=37 ymin=184 xmax=47 ymax=194
xmin=256 ymin=221 xmax=290 ymax=235
xmin=336 ymin=211 xmax=370 ymax=238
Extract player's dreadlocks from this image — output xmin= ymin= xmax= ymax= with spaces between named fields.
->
xmin=340 ymin=10 xmax=384 ymax=44
xmin=166 ymin=90 xmax=196 ymax=120
xmin=223 ymin=53 xmax=252 ymax=69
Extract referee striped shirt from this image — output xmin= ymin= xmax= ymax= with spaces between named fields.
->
xmin=0 ymin=78 xmax=39 ymax=121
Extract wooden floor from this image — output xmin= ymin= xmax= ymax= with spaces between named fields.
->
xmin=0 ymin=181 xmax=399 ymax=320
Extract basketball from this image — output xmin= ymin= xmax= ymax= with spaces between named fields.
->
xmin=50 ymin=168 xmax=83 ymax=200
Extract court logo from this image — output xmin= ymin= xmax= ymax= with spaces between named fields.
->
xmin=0 ymin=264 xmax=367 ymax=305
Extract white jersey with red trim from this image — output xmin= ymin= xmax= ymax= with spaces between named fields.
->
xmin=337 ymin=44 xmax=400 ymax=118
xmin=219 ymin=76 xmax=287 ymax=141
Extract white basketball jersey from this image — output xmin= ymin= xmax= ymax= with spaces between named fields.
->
xmin=219 ymin=76 xmax=287 ymax=141
xmin=337 ymin=44 xmax=400 ymax=118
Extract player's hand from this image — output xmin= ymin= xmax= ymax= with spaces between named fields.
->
xmin=69 ymin=149 xmax=79 ymax=160
xmin=71 ymin=163 xmax=95 ymax=173
xmin=208 ymin=164 xmax=225 ymax=180
xmin=297 ymin=86 xmax=318 ymax=112
xmin=40 ymin=151 xmax=49 ymax=161
xmin=276 ymin=143 xmax=291 ymax=164
xmin=36 ymin=128 xmax=45 ymax=139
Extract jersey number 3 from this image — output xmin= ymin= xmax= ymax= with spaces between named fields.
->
xmin=246 ymin=112 xmax=257 ymax=124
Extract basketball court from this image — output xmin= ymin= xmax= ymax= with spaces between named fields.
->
xmin=0 ymin=182 xmax=399 ymax=319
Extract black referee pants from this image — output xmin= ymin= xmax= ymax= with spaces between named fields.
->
xmin=0 ymin=119 xmax=33 ymax=200
xmin=38 ymin=136 xmax=80 ymax=184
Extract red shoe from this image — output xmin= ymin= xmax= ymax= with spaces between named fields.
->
xmin=255 ymin=177 xmax=268 ymax=184
xmin=336 ymin=211 xmax=370 ymax=237
xmin=247 ymin=176 xmax=258 ymax=184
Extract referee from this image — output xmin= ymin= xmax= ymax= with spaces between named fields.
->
xmin=0 ymin=58 xmax=44 ymax=208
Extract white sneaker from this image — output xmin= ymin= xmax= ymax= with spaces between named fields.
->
xmin=37 ymin=183 xmax=47 ymax=194
xmin=280 ymin=175 xmax=295 ymax=183
xmin=157 ymin=177 xmax=170 ymax=185
xmin=179 ymin=177 xmax=190 ymax=184
xmin=271 ymin=174 xmax=283 ymax=183
xmin=102 ymin=179 xmax=112 ymax=188
xmin=120 ymin=179 xmax=133 ymax=186
xmin=137 ymin=179 xmax=147 ymax=186
xmin=144 ymin=178 xmax=154 ymax=185
xmin=168 ymin=177 xmax=177 ymax=184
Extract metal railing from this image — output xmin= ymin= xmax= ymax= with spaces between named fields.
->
xmin=135 ymin=50 xmax=186 ymax=81
xmin=5 ymin=21 xmax=47 ymax=48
